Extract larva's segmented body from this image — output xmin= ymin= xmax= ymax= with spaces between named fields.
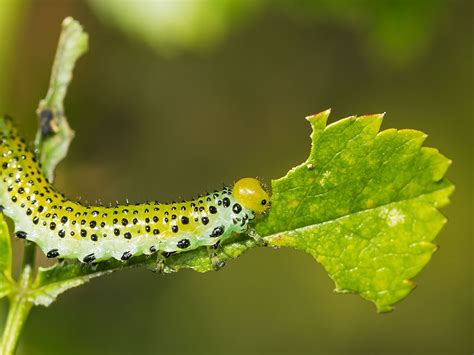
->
xmin=0 ymin=116 xmax=269 ymax=264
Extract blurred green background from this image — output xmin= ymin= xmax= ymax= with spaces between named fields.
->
xmin=0 ymin=0 xmax=472 ymax=354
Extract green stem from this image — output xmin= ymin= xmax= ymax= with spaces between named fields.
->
xmin=0 ymin=17 xmax=88 ymax=354
xmin=0 ymin=243 xmax=36 ymax=354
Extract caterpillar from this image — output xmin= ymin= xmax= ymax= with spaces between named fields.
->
xmin=0 ymin=116 xmax=270 ymax=267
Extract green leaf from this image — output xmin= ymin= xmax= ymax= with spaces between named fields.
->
xmin=35 ymin=17 xmax=88 ymax=182
xmin=29 ymin=110 xmax=453 ymax=312
xmin=258 ymin=109 xmax=454 ymax=312
xmin=0 ymin=214 xmax=13 ymax=299
xmin=30 ymin=234 xmax=256 ymax=306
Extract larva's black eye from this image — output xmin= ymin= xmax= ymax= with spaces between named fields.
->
xmin=232 ymin=178 xmax=270 ymax=214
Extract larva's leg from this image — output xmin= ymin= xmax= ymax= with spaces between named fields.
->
xmin=247 ymin=228 xmax=268 ymax=247
xmin=147 ymin=252 xmax=166 ymax=274
xmin=207 ymin=243 xmax=226 ymax=271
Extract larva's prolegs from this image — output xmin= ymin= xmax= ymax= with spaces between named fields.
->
xmin=0 ymin=116 xmax=271 ymax=264
xmin=147 ymin=252 xmax=166 ymax=274
xmin=207 ymin=244 xmax=226 ymax=271
xmin=247 ymin=228 xmax=268 ymax=247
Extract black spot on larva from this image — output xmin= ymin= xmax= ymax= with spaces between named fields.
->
xmin=47 ymin=249 xmax=59 ymax=258
xmin=171 ymin=225 xmax=178 ymax=233
xmin=209 ymin=206 xmax=217 ymax=214
xmin=92 ymin=210 xmax=99 ymax=217
xmin=32 ymin=217 xmax=39 ymax=225
xmin=217 ymin=200 xmax=222 ymax=206
xmin=15 ymin=231 xmax=27 ymax=239
xmin=80 ymin=219 xmax=86 ymax=226
xmin=202 ymin=217 xmax=209 ymax=225
xmin=83 ymin=253 xmax=96 ymax=263
xmin=177 ymin=239 xmax=191 ymax=249
xmin=233 ymin=204 xmax=242 ymax=214
xmin=153 ymin=216 xmax=159 ymax=223
xmin=100 ymin=221 xmax=106 ymax=228
xmin=58 ymin=230 xmax=65 ymax=238
xmin=61 ymin=216 xmax=68 ymax=224
xmin=261 ymin=199 xmax=267 ymax=205
xmin=121 ymin=218 xmax=128 ymax=226
xmin=121 ymin=251 xmax=132 ymax=261
xmin=18 ymin=187 xmax=24 ymax=194
xmin=50 ymin=222 xmax=56 ymax=230
xmin=80 ymin=229 xmax=87 ymax=237
xmin=164 ymin=218 xmax=169 ymax=223
xmin=46 ymin=213 xmax=51 ymax=218
xmin=149 ymin=246 xmax=157 ymax=253
xmin=70 ymin=231 xmax=75 ymax=236
xmin=223 ymin=197 xmax=230 ymax=207
xmin=145 ymin=226 xmax=151 ymax=233
xmin=91 ymin=234 xmax=98 ymax=241
xmin=152 ymin=229 xmax=159 ymax=235
xmin=114 ymin=228 xmax=120 ymax=236
xmin=199 ymin=207 xmax=204 ymax=212
xmin=26 ymin=208 xmax=32 ymax=216
xmin=145 ymin=217 xmax=150 ymax=223
xmin=181 ymin=216 xmax=189 ymax=224
xmin=124 ymin=232 xmax=132 ymax=239
xmin=211 ymin=226 xmax=225 ymax=238
xmin=90 ymin=221 xmax=97 ymax=228
xmin=66 ymin=207 xmax=73 ymax=212
xmin=11 ymin=196 xmax=17 ymax=202
xmin=113 ymin=218 xmax=118 ymax=224
xmin=2 ymin=162 xmax=8 ymax=169
xmin=132 ymin=218 xmax=138 ymax=224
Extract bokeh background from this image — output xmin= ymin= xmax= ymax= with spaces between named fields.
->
xmin=0 ymin=1 xmax=472 ymax=354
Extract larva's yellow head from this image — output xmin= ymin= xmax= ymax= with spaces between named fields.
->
xmin=232 ymin=178 xmax=270 ymax=214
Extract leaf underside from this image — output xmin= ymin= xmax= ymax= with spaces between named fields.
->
xmin=258 ymin=109 xmax=453 ymax=312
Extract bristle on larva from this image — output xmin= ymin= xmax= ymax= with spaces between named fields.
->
xmin=0 ymin=116 xmax=270 ymax=263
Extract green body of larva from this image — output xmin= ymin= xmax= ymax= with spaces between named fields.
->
xmin=0 ymin=116 xmax=266 ymax=263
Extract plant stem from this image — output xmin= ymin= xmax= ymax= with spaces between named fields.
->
xmin=0 ymin=243 xmax=36 ymax=355
xmin=0 ymin=18 xmax=88 ymax=354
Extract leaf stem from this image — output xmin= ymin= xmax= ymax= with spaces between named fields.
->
xmin=0 ymin=17 xmax=88 ymax=354
xmin=0 ymin=243 xmax=36 ymax=355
